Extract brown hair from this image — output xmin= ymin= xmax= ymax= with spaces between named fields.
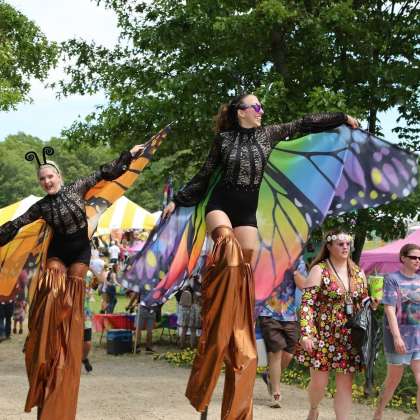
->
xmin=310 ymin=228 xmax=357 ymax=273
xmin=213 ymin=93 xmax=250 ymax=133
xmin=399 ymin=243 xmax=420 ymax=263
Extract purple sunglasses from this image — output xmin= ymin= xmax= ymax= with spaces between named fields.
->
xmin=238 ymin=103 xmax=264 ymax=113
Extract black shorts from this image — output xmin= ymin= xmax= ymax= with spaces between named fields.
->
xmin=205 ymin=184 xmax=259 ymax=228
xmin=47 ymin=226 xmax=91 ymax=267
xmin=84 ymin=328 xmax=92 ymax=342
xmin=259 ymin=317 xmax=299 ymax=354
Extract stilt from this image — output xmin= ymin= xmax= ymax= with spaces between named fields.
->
xmin=200 ymin=407 xmax=208 ymax=420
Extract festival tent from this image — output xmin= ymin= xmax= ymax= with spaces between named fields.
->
xmin=359 ymin=229 xmax=420 ymax=275
xmin=95 ymin=196 xmax=159 ymax=235
xmin=0 ymin=195 xmax=41 ymax=225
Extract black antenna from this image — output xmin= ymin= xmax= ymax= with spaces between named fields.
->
xmin=25 ymin=151 xmax=41 ymax=166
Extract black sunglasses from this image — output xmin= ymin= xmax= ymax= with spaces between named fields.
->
xmin=406 ymin=255 xmax=420 ymax=261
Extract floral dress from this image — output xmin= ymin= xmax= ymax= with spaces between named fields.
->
xmin=296 ymin=260 xmax=368 ymax=373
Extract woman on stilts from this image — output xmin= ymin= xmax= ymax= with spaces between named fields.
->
xmin=0 ymin=144 xmax=143 ymax=420
xmin=163 ymin=93 xmax=359 ymax=419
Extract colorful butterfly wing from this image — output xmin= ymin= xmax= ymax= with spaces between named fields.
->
xmin=122 ymin=171 xmax=220 ymax=306
xmin=255 ymin=126 xmax=418 ymax=307
xmin=329 ymin=129 xmax=418 ymax=215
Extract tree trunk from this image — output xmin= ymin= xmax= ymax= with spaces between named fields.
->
xmin=352 ymin=209 xmax=369 ymax=263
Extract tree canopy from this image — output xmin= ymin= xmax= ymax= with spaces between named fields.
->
xmin=0 ymin=1 xmax=58 ymax=111
xmin=54 ymin=0 xmax=419 ymax=255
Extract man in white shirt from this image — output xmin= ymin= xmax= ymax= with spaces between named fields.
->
xmin=108 ymin=241 xmax=120 ymax=264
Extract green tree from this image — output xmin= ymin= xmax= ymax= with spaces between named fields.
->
xmin=0 ymin=1 xmax=58 ymax=110
xmin=58 ymin=0 xmax=420 ymax=251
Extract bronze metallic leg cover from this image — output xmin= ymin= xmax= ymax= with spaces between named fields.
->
xmin=25 ymin=259 xmax=87 ymax=420
xmin=185 ymin=227 xmax=257 ymax=419
xmin=221 ymin=248 xmax=256 ymax=420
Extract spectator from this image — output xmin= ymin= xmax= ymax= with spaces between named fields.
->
xmin=296 ymin=230 xmax=377 ymax=420
xmin=179 ymin=274 xmax=202 ymax=349
xmin=12 ymin=293 xmax=27 ymax=335
xmin=259 ymin=257 xmax=307 ymax=408
xmin=125 ymin=291 xmax=139 ymax=314
xmin=105 ymin=264 xmax=119 ymax=314
xmin=89 ymin=248 xmax=105 ymax=288
xmin=108 ymin=241 xmax=120 ymax=265
xmin=374 ymin=243 xmax=420 ymax=419
xmin=0 ymin=300 xmax=14 ymax=342
xmin=135 ymin=301 xmax=157 ymax=354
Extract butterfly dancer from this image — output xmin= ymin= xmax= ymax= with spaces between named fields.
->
xmin=162 ymin=93 xmax=358 ymax=419
xmin=0 ymin=144 xmax=143 ymax=420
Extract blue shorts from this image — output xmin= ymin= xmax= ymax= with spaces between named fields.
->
xmin=385 ymin=351 xmax=420 ymax=365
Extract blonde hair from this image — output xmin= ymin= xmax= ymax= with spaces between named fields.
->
xmin=37 ymin=160 xmax=62 ymax=178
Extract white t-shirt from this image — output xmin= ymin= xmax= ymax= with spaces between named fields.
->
xmin=109 ymin=245 xmax=120 ymax=260
xmin=89 ymin=257 xmax=105 ymax=277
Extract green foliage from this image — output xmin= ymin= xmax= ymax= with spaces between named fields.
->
xmin=0 ymin=1 xmax=58 ymax=110
xmin=57 ymin=0 xmax=419 ymax=243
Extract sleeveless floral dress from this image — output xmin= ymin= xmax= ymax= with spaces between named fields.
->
xmin=296 ymin=260 xmax=368 ymax=373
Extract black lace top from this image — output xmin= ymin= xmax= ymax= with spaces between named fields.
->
xmin=0 ymin=151 xmax=133 ymax=246
xmin=173 ymin=112 xmax=347 ymax=206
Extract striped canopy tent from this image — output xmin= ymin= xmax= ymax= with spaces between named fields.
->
xmin=95 ymin=196 xmax=159 ymax=235
xmin=0 ymin=195 xmax=42 ymax=226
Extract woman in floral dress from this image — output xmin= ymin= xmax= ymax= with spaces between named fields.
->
xmin=296 ymin=229 xmax=371 ymax=420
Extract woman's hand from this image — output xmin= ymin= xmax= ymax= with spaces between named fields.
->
xmin=370 ymin=297 xmax=380 ymax=310
xmin=162 ymin=201 xmax=176 ymax=219
xmin=301 ymin=336 xmax=315 ymax=354
xmin=130 ymin=144 xmax=145 ymax=157
xmin=346 ymin=115 xmax=359 ymax=129
xmin=393 ymin=335 xmax=407 ymax=354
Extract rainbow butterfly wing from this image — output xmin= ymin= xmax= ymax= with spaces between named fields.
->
xmin=122 ymin=171 xmax=221 ymax=306
xmin=254 ymin=126 xmax=418 ymax=307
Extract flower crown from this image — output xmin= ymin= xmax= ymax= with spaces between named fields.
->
xmin=325 ymin=233 xmax=353 ymax=243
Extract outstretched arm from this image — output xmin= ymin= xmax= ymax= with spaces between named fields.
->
xmin=168 ymin=136 xmax=222 ymax=210
xmin=0 ymin=203 xmax=42 ymax=247
xmin=265 ymin=112 xmax=358 ymax=146
xmin=72 ymin=144 xmax=144 ymax=196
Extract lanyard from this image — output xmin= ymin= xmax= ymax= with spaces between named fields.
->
xmin=328 ymin=259 xmax=353 ymax=303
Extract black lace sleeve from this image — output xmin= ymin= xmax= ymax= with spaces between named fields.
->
xmin=173 ymin=137 xmax=222 ymax=207
xmin=0 ymin=202 xmax=42 ymax=246
xmin=265 ymin=112 xmax=347 ymax=147
xmin=72 ymin=151 xmax=133 ymax=196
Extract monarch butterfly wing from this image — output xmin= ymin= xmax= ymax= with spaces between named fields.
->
xmin=85 ymin=123 xmax=172 ymax=238
xmin=0 ymin=220 xmax=51 ymax=303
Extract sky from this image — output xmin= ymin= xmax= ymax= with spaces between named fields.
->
xmin=0 ymin=0 xmax=119 ymax=141
xmin=0 ymin=1 xmax=404 ymax=143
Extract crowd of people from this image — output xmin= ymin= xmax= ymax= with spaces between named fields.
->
xmin=0 ymin=92 xmax=418 ymax=420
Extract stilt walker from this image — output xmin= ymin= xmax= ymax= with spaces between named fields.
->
xmin=0 ymin=125 xmax=171 ymax=419
xmin=162 ymin=94 xmax=357 ymax=418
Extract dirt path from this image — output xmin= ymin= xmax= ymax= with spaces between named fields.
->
xmin=0 ymin=334 xmax=414 ymax=420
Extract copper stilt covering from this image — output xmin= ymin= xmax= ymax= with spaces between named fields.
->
xmin=24 ymin=259 xmax=87 ymax=420
xmin=185 ymin=226 xmax=257 ymax=419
